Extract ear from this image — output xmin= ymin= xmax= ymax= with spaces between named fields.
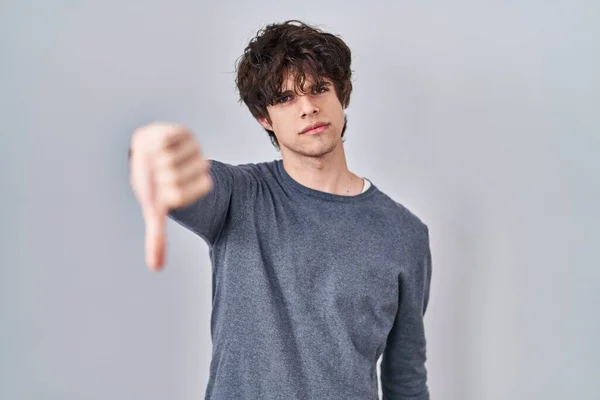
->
xmin=257 ymin=117 xmax=273 ymax=131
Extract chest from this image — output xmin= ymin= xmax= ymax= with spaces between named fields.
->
xmin=235 ymin=199 xmax=404 ymax=314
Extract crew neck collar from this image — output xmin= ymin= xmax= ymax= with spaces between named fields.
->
xmin=274 ymin=159 xmax=376 ymax=202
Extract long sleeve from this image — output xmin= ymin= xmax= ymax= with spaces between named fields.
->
xmin=168 ymin=160 xmax=256 ymax=246
xmin=380 ymin=226 xmax=432 ymax=399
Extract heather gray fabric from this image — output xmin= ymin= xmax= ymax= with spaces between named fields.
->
xmin=169 ymin=159 xmax=432 ymax=400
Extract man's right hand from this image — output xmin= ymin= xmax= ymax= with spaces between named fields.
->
xmin=129 ymin=123 xmax=213 ymax=271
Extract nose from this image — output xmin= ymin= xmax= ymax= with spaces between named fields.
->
xmin=298 ymin=95 xmax=319 ymax=117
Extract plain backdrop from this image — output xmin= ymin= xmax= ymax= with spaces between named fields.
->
xmin=1 ymin=1 xmax=599 ymax=399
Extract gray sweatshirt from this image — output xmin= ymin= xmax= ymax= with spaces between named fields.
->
xmin=168 ymin=159 xmax=432 ymax=400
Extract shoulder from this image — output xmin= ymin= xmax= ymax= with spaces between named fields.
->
xmin=371 ymin=188 xmax=430 ymax=246
xmin=207 ymin=159 xmax=276 ymax=182
xmin=209 ymin=159 xmax=278 ymax=177
xmin=206 ymin=159 xmax=283 ymax=195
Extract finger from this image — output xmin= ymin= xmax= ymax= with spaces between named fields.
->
xmin=143 ymin=157 xmax=167 ymax=271
xmin=144 ymin=206 xmax=167 ymax=271
xmin=132 ymin=142 xmax=167 ymax=270
xmin=155 ymin=156 xmax=209 ymax=190
xmin=130 ymin=137 xmax=153 ymax=208
xmin=158 ymin=160 xmax=212 ymax=209
xmin=154 ymin=140 xmax=201 ymax=170
xmin=180 ymin=172 xmax=213 ymax=207
xmin=153 ymin=127 xmax=190 ymax=154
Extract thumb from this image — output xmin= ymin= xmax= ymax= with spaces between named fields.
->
xmin=143 ymin=205 xmax=167 ymax=271
xmin=133 ymin=144 xmax=167 ymax=271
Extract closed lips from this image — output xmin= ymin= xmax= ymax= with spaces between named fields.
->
xmin=301 ymin=122 xmax=328 ymax=133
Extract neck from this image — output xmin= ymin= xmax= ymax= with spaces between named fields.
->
xmin=281 ymin=142 xmax=364 ymax=196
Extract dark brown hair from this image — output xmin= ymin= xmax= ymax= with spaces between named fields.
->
xmin=235 ymin=20 xmax=353 ymax=149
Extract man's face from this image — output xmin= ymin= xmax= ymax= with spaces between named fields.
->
xmin=258 ymin=73 xmax=346 ymax=158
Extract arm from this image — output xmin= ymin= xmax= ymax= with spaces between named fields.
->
xmin=168 ymin=160 xmax=252 ymax=246
xmin=130 ymin=143 xmax=252 ymax=246
xmin=380 ymin=226 xmax=432 ymax=399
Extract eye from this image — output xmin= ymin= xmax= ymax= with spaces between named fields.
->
xmin=277 ymin=95 xmax=292 ymax=104
xmin=314 ymin=85 xmax=329 ymax=94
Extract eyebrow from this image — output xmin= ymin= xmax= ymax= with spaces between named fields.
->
xmin=277 ymin=81 xmax=331 ymax=97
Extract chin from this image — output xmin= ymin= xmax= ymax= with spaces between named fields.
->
xmin=294 ymin=139 xmax=341 ymax=158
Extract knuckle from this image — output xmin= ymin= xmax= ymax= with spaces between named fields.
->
xmin=191 ymin=142 xmax=202 ymax=157
xmin=157 ymin=133 xmax=173 ymax=150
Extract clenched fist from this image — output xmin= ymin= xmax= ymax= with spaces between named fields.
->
xmin=129 ymin=123 xmax=213 ymax=271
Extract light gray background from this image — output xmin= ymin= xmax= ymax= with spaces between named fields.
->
xmin=1 ymin=1 xmax=598 ymax=399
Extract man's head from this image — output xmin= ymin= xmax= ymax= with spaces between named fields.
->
xmin=235 ymin=20 xmax=353 ymax=156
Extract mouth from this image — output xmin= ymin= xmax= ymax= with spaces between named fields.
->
xmin=300 ymin=122 xmax=329 ymax=135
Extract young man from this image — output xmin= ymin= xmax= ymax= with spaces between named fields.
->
xmin=130 ymin=20 xmax=432 ymax=400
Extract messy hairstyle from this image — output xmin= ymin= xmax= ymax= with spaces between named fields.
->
xmin=235 ymin=20 xmax=353 ymax=149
